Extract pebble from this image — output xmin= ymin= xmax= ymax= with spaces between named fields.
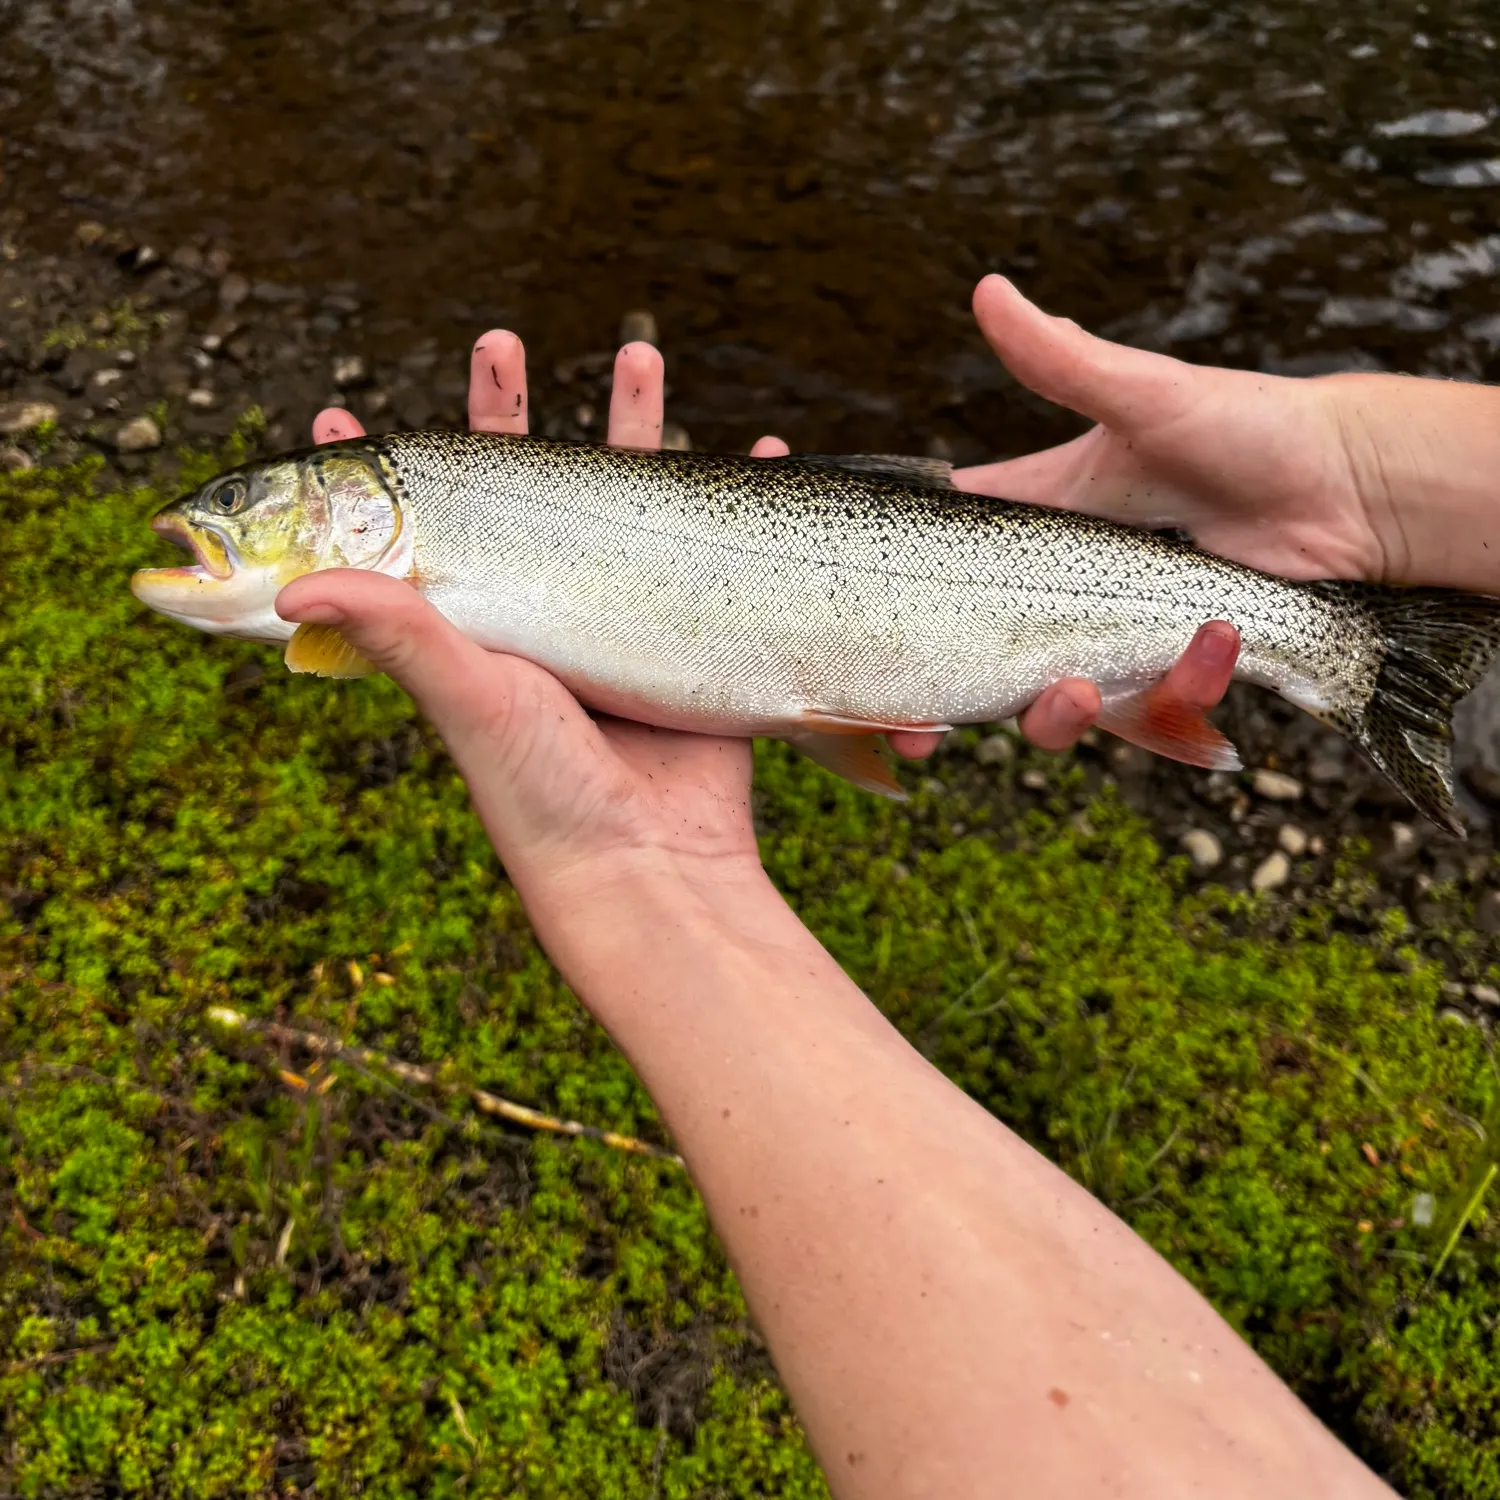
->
xmin=90 ymin=367 xmax=124 ymax=391
xmin=1440 ymin=1007 xmax=1473 ymax=1027
xmin=662 ymin=421 xmax=692 ymax=451
xmin=1179 ymin=828 xmax=1223 ymax=872
xmin=1252 ymin=768 xmax=1303 ymax=801
xmin=332 ymin=354 xmax=368 ymax=387
xmin=1 ymin=446 xmax=34 ymax=472
xmin=1390 ymin=822 xmax=1418 ymax=856
xmin=218 ymin=272 xmax=250 ymax=309
xmin=0 ymin=399 xmax=60 ymax=435
xmin=1020 ymin=768 xmax=1048 ymax=790
xmin=1307 ymin=750 xmax=1345 ymax=784
xmin=975 ymin=733 xmax=1014 ymax=767
xmin=1250 ymin=850 xmax=1291 ymax=892
xmin=114 ymin=415 xmax=162 ymax=452
xmin=1441 ymin=981 xmax=1466 ymax=1001
xmin=1469 ymin=983 xmax=1500 ymax=1009
xmin=1475 ymin=889 xmax=1500 ymax=933
xmin=619 ymin=308 xmax=659 ymax=346
xmin=1277 ymin=824 xmax=1308 ymax=857
xmin=187 ymin=388 xmax=217 ymax=409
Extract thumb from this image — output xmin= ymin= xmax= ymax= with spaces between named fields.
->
xmin=972 ymin=274 xmax=1195 ymax=432
xmin=275 ymin=570 xmax=555 ymax=761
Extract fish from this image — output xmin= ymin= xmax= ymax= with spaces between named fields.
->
xmin=129 ymin=429 xmax=1500 ymax=836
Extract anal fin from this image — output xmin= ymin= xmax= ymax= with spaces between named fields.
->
xmin=1095 ymin=682 xmax=1241 ymax=772
xmin=787 ymin=731 xmax=909 ymax=800
xmin=285 ymin=622 xmax=377 ymax=679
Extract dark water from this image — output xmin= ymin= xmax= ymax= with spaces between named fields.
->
xmin=4 ymin=0 xmax=1500 ymax=455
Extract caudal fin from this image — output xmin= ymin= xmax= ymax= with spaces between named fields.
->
xmin=1347 ymin=587 xmax=1500 ymax=837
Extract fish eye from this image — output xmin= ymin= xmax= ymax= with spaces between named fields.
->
xmin=208 ymin=478 xmax=248 ymax=515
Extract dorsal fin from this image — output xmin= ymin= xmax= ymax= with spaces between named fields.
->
xmin=784 ymin=453 xmax=955 ymax=490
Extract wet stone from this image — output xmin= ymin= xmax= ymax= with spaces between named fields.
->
xmin=975 ymin=733 xmax=1013 ymax=767
xmin=0 ymin=446 xmax=34 ymax=472
xmin=1277 ymin=824 xmax=1309 ymax=857
xmin=0 ymin=399 xmax=60 ymax=434
xmin=333 ymin=354 xmax=368 ymax=387
xmin=662 ymin=421 xmax=692 ymax=451
xmin=1179 ymin=828 xmax=1223 ymax=872
xmin=218 ymin=272 xmax=250 ymax=309
xmin=1469 ymin=983 xmax=1500 ymax=1010
xmin=187 ymin=388 xmax=217 ymax=409
xmin=1251 ymin=851 xmax=1292 ymax=892
xmin=1390 ymin=822 xmax=1419 ymax=856
xmin=1252 ymin=769 xmax=1304 ymax=801
xmin=113 ymin=415 xmax=162 ymax=452
xmin=1020 ymin=768 xmax=1048 ymax=790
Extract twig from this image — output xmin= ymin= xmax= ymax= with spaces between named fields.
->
xmin=204 ymin=1006 xmax=683 ymax=1166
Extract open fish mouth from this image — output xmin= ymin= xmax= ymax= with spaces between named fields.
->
xmin=143 ymin=512 xmax=235 ymax=581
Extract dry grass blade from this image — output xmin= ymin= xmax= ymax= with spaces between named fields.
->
xmin=205 ymin=1005 xmax=684 ymax=1166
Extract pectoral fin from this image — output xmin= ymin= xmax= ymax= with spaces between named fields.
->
xmin=1095 ymin=683 xmax=1241 ymax=771
xmin=284 ymin=622 xmax=377 ymax=679
xmin=787 ymin=731 xmax=909 ymax=800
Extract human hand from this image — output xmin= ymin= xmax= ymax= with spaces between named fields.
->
xmin=955 ymin=273 xmax=1500 ymax=593
xmin=284 ymin=335 xmax=770 ymax=935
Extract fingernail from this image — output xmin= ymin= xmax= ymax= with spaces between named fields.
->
xmin=1198 ymin=622 xmax=1238 ymax=667
xmin=286 ymin=602 xmax=345 ymax=626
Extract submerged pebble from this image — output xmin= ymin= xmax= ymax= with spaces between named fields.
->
xmin=1251 ymin=851 xmax=1291 ymax=892
xmin=1252 ymin=769 xmax=1303 ymax=801
xmin=1179 ymin=828 xmax=1223 ymax=871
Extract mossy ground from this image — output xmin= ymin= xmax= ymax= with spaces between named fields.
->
xmin=2 ymin=449 xmax=1498 ymax=1499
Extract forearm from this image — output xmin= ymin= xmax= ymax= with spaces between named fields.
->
xmin=529 ymin=859 xmax=1395 ymax=1500
xmin=1330 ymin=373 xmax=1500 ymax=590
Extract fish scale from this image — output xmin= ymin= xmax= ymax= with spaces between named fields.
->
xmin=130 ymin=429 xmax=1500 ymax=835
xmin=378 ymin=430 xmax=1378 ymax=732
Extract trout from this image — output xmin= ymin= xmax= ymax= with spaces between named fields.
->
xmin=130 ymin=431 xmax=1500 ymax=834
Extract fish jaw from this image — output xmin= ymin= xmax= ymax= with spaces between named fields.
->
xmin=130 ymin=512 xmax=297 ymax=642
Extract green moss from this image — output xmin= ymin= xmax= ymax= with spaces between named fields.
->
xmin=2 ymin=454 xmax=1498 ymax=1497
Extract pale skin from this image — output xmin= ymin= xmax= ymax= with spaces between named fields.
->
xmin=276 ymin=273 xmax=1500 ymax=1497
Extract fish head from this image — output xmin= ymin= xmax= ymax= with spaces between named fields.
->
xmin=129 ymin=445 xmax=405 ymax=640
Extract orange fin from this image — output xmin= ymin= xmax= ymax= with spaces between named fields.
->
xmin=1095 ymin=684 xmax=1241 ymax=772
xmin=787 ymin=731 xmax=909 ymax=800
xmin=799 ymin=708 xmax=953 ymax=736
xmin=284 ymin=622 xmax=377 ymax=679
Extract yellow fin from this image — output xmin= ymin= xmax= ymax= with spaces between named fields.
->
xmin=284 ymin=622 xmax=377 ymax=679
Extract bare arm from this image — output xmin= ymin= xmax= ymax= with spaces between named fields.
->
xmin=533 ymin=854 xmax=1395 ymax=1500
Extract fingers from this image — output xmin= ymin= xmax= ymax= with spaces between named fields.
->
xmin=607 ymin=342 xmax=665 ymax=449
xmin=313 ymin=408 xmax=366 ymax=444
xmin=1156 ymin=620 xmax=1240 ymax=706
xmin=469 ymin=330 xmax=529 ymax=433
xmin=750 ymin=435 xmax=791 ymax=458
xmin=1015 ymin=621 xmax=1239 ymax=753
xmin=1018 ymin=678 xmax=1102 ymax=751
xmin=888 ymin=729 xmax=945 ymax=760
xmin=971 ymin=274 xmax=1196 ymax=432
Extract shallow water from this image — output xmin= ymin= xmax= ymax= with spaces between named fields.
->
xmin=4 ymin=0 xmax=1500 ymax=454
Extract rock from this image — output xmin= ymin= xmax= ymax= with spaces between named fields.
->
xmin=332 ymin=354 xmax=368 ymax=387
xmin=1 ymin=446 xmax=34 ymax=472
xmin=661 ymin=421 xmax=692 ymax=452
xmin=218 ymin=272 xmax=250 ymax=309
xmin=975 ymin=733 xmax=1014 ymax=767
xmin=90 ymin=367 xmax=124 ymax=391
xmin=75 ymin=220 xmax=107 ymax=246
xmin=1475 ymin=889 xmax=1500 ymax=932
xmin=187 ymin=388 xmax=217 ymax=410
xmin=1252 ymin=768 xmax=1303 ymax=801
xmin=1277 ymin=824 xmax=1308 ymax=857
xmin=1179 ymin=828 xmax=1223 ymax=872
xmin=1251 ymin=851 xmax=1291 ymax=892
xmin=1469 ymin=983 xmax=1500 ymax=1009
xmin=1020 ymin=768 xmax=1048 ymax=790
xmin=618 ymin=309 xmax=659 ymax=346
xmin=1307 ymin=748 xmax=1346 ymax=783
xmin=0 ymin=400 xmax=60 ymax=435
xmin=113 ymin=415 xmax=162 ymax=453
xmin=1441 ymin=981 xmax=1466 ymax=1001
xmin=1390 ymin=822 xmax=1419 ymax=856
xmin=1440 ymin=1007 xmax=1473 ymax=1027
xmin=574 ymin=402 xmax=597 ymax=429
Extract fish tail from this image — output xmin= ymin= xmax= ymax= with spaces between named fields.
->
xmin=1341 ymin=586 xmax=1500 ymax=837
